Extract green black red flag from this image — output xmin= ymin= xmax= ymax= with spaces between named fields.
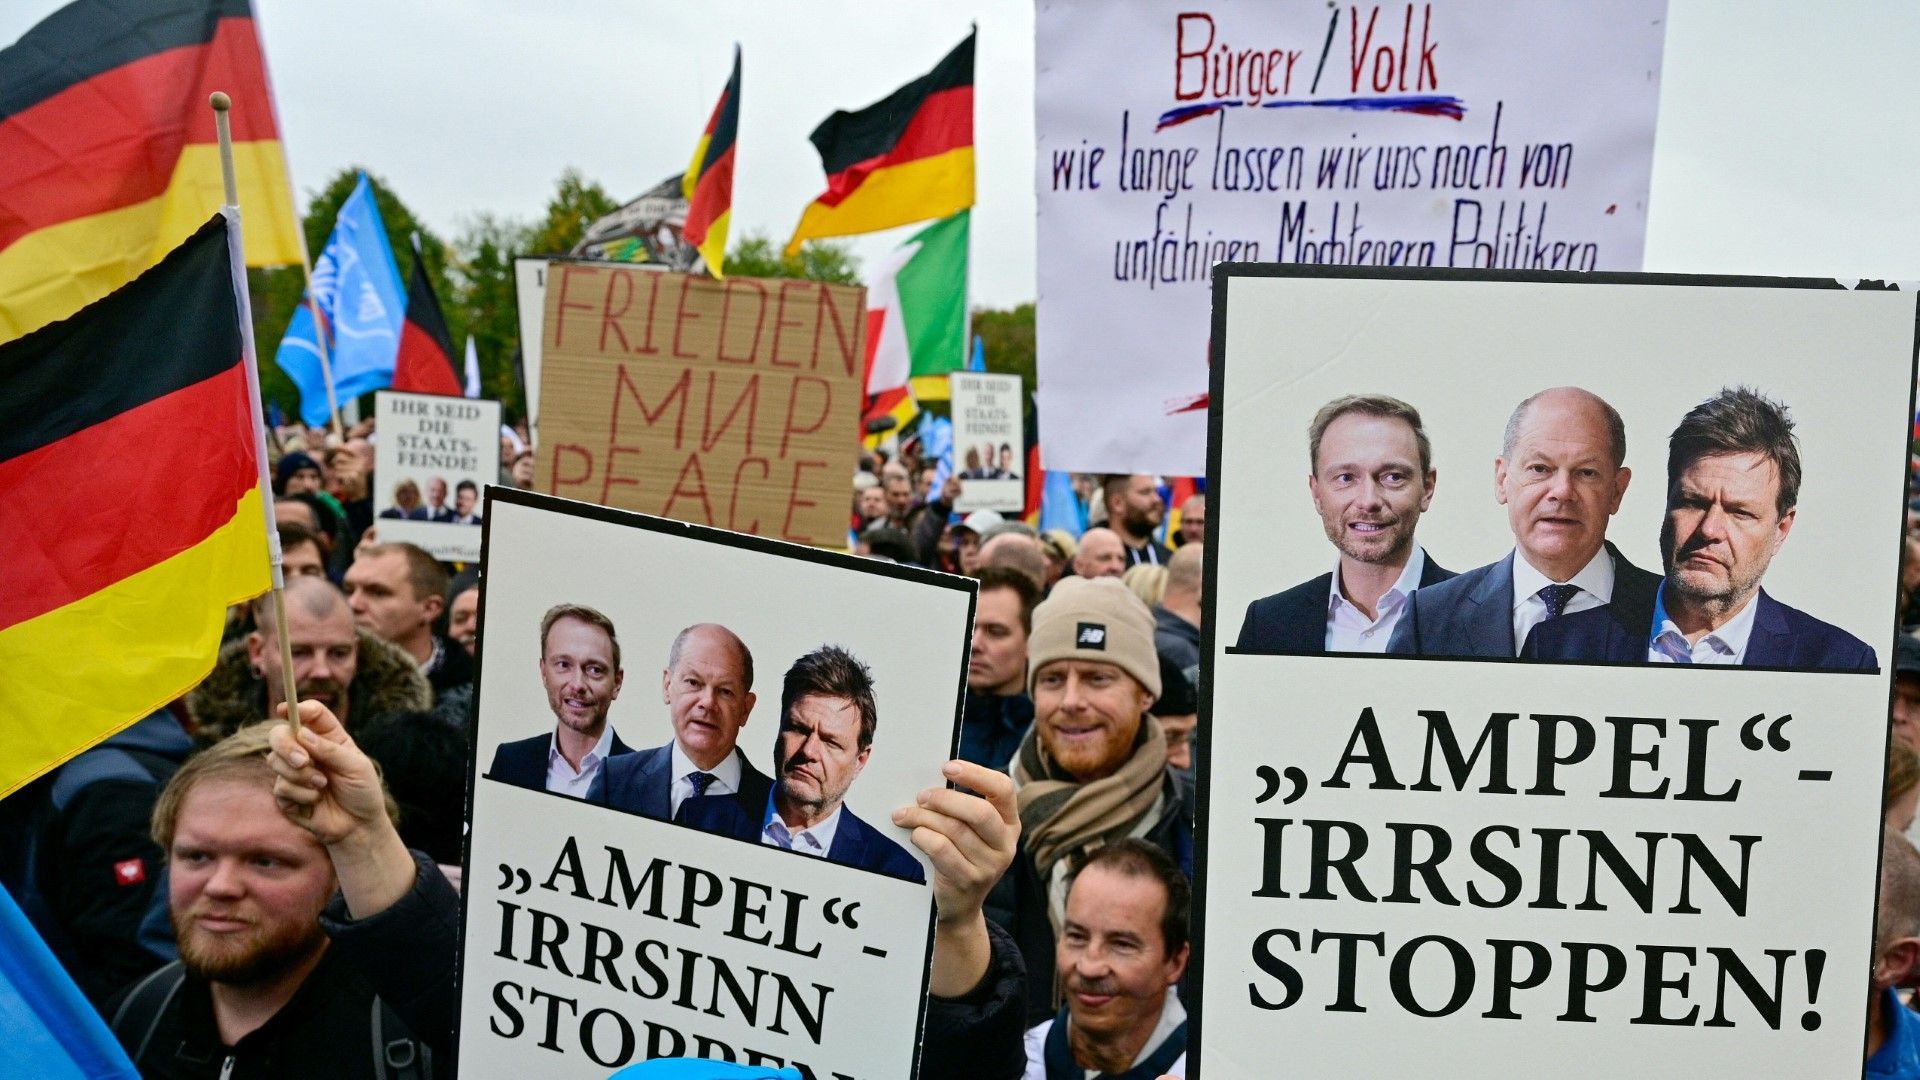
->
xmin=392 ymin=253 xmax=461 ymax=397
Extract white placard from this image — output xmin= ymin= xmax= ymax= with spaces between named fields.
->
xmin=513 ymin=257 xmax=547 ymax=441
xmin=372 ymin=391 xmax=500 ymax=562
xmin=1200 ymin=268 xmax=1918 ymax=1076
xmin=1035 ymin=0 xmax=1670 ymax=475
xmin=950 ymin=372 xmax=1025 ymax=513
xmin=459 ymin=491 xmax=974 ymax=1077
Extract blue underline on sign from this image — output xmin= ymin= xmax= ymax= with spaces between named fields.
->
xmin=1155 ymin=95 xmax=1467 ymax=131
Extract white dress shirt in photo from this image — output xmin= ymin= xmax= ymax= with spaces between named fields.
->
xmin=1511 ymin=546 xmax=1616 ymax=656
xmin=545 ymin=723 xmax=615 ymax=798
xmin=1325 ymin=547 xmax=1428 ymax=653
xmin=1647 ymin=583 xmax=1758 ymax=664
xmin=761 ymin=791 xmax=843 ymax=858
xmin=669 ymin=741 xmax=743 ymax=816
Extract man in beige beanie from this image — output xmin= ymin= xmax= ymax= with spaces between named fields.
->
xmin=984 ymin=575 xmax=1194 ymax=1028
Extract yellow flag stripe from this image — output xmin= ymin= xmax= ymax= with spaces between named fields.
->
xmin=0 ymin=487 xmax=268 ymax=797
xmin=786 ymin=147 xmax=974 ymax=256
xmin=699 ymin=209 xmax=731 ymax=279
xmin=0 ymin=141 xmax=299 ymax=343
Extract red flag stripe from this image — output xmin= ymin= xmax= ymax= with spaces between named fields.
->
xmin=393 ymin=320 xmax=463 ymax=397
xmin=813 ymin=86 xmax=971 ymax=209
xmin=0 ymin=18 xmax=277 ymax=250
xmin=0 ymin=362 xmax=256 ymax=629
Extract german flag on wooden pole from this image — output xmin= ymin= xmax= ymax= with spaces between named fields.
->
xmin=684 ymin=46 xmax=740 ymax=278
xmin=0 ymin=0 xmax=301 ymax=345
xmin=784 ymin=30 xmax=974 ymax=256
xmin=0 ymin=212 xmax=269 ymax=797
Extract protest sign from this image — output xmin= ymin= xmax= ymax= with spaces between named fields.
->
xmin=949 ymin=371 xmax=1024 ymax=513
xmin=514 ymin=256 xmax=672 ymax=443
xmin=458 ymin=489 xmax=973 ymax=1077
xmin=513 ymin=257 xmax=548 ymax=435
xmin=1198 ymin=266 xmax=1920 ymax=1076
xmin=534 ymin=262 xmax=864 ymax=549
xmin=1034 ymin=0 xmax=1669 ymax=475
xmin=372 ymin=390 xmax=500 ymax=561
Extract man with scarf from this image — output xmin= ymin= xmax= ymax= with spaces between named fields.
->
xmin=986 ymin=576 xmax=1194 ymax=1028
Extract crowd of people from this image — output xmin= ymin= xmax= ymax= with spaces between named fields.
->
xmin=10 ymin=389 xmax=1920 ymax=1079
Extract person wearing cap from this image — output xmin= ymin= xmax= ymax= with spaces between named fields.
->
xmin=1894 ymin=637 xmax=1920 ymax=754
xmin=986 ymin=576 xmax=1193 ymax=1027
xmin=275 ymin=450 xmax=325 ymax=497
xmin=953 ymin=510 xmax=1004 ymax=575
xmin=1240 ymin=394 xmax=1454 ymax=655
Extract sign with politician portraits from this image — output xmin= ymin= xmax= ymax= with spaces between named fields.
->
xmin=1198 ymin=267 xmax=1919 ymax=1076
xmin=950 ymin=371 xmax=1025 ymax=513
xmin=457 ymin=488 xmax=974 ymax=1077
xmin=372 ymin=390 xmax=501 ymax=563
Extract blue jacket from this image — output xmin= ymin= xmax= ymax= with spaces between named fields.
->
xmin=487 ymin=728 xmax=632 ymax=793
xmin=677 ymin=790 xmax=925 ymax=884
xmin=1869 ymin=987 xmax=1920 ymax=1078
xmin=1237 ymin=554 xmax=1454 ymax=654
xmin=1521 ymin=586 xmax=1877 ymax=671
xmin=1387 ymin=542 xmax=1659 ymax=658
xmin=588 ymin=742 xmax=772 ymax=823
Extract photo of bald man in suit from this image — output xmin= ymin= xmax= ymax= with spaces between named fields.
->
xmin=1388 ymin=387 xmax=1661 ymax=658
xmin=589 ymin=623 xmax=773 ymax=823
xmin=1524 ymin=387 xmax=1875 ymax=670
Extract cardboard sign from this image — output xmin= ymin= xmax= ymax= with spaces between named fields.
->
xmin=514 ymin=256 xmax=671 ymax=444
xmin=372 ymin=391 xmax=501 ymax=562
xmin=949 ymin=372 xmax=1024 ymax=513
xmin=1034 ymin=0 xmax=1669 ymax=475
xmin=1199 ymin=267 xmax=1919 ymax=1076
xmin=535 ymin=262 xmax=864 ymax=549
xmin=458 ymin=489 xmax=974 ymax=1077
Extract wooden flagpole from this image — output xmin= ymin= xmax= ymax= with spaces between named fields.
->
xmin=212 ymin=91 xmax=301 ymax=733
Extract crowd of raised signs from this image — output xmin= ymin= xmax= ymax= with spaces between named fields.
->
xmin=7 ymin=407 xmax=1920 ymax=1080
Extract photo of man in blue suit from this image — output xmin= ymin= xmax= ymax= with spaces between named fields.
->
xmin=680 ymin=645 xmax=925 ymax=883
xmin=589 ymin=623 xmax=772 ymax=823
xmin=488 ymin=603 xmax=634 ymax=796
xmin=1388 ymin=386 xmax=1661 ymax=659
xmin=1523 ymin=387 xmax=1876 ymax=670
xmin=1237 ymin=394 xmax=1454 ymax=654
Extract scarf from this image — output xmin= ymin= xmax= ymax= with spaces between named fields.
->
xmin=1013 ymin=715 xmax=1170 ymax=934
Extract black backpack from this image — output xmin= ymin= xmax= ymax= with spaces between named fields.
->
xmin=109 ymin=960 xmax=432 ymax=1079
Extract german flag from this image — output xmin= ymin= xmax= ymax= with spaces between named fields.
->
xmin=784 ymin=31 xmax=973 ymax=256
xmin=0 ymin=0 xmax=301 ymax=345
xmin=684 ymin=47 xmax=740 ymax=278
xmin=0 ymin=215 xmax=268 ymax=797
xmin=392 ymin=253 xmax=462 ymax=397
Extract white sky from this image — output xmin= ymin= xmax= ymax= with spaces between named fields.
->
xmin=5 ymin=0 xmax=1919 ymax=306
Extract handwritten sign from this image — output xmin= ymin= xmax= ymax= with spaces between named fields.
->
xmin=1035 ymin=0 xmax=1669 ymax=474
xmin=535 ymin=263 xmax=864 ymax=548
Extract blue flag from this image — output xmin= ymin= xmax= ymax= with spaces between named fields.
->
xmin=920 ymin=411 xmax=955 ymax=498
xmin=274 ymin=173 xmax=405 ymax=426
xmin=0 ymin=884 xmax=138 ymax=1078
xmin=967 ymin=333 xmax=985 ymax=372
xmin=1037 ymin=469 xmax=1086 ymax=536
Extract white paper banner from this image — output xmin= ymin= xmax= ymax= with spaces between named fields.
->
xmin=1035 ymin=0 xmax=1670 ymax=475
xmin=372 ymin=391 xmax=500 ymax=562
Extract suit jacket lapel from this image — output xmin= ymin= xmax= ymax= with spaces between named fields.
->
xmin=1743 ymin=591 xmax=1793 ymax=667
xmin=1283 ymin=578 xmax=1332 ymax=653
xmin=640 ymin=745 xmax=673 ymax=819
xmin=1467 ymin=554 xmax=1517 ymax=655
xmin=828 ymin=811 xmax=867 ymax=865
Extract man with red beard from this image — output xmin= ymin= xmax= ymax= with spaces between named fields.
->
xmin=1023 ymin=840 xmax=1191 ymax=1078
xmin=1390 ymin=385 xmax=1659 ymax=658
xmin=987 ymin=576 xmax=1192 ymax=1026
xmin=1238 ymin=395 xmax=1455 ymax=654
xmin=106 ymin=715 xmax=455 ymax=1076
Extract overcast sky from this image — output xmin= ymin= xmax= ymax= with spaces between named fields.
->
xmin=5 ymin=1 xmax=1918 ymax=306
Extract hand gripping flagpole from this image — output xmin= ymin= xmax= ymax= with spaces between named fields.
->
xmin=212 ymin=92 xmax=301 ymax=734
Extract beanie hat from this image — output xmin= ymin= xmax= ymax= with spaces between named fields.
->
xmin=1026 ymin=576 xmax=1161 ymax=699
xmin=276 ymin=450 xmax=321 ymax=492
